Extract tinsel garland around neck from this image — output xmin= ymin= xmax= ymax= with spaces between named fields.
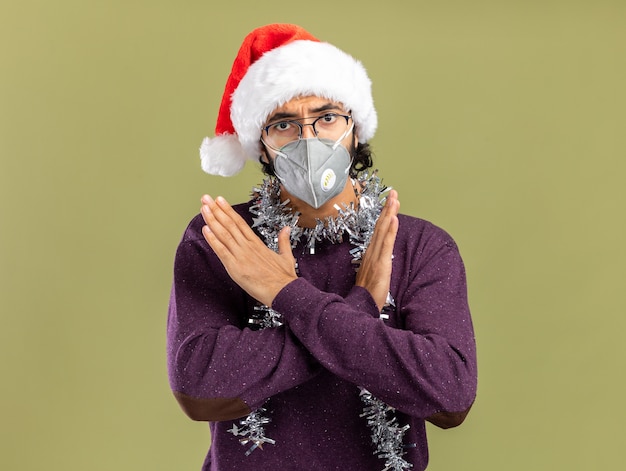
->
xmin=228 ymin=172 xmax=414 ymax=470
xmin=250 ymin=171 xmax=388 ymax=258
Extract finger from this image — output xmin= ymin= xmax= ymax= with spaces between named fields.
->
xmin=277 ymin=226 xmax=292 ymax=256
xmin=212 ymin=196 xmax=260 ymax=243
xmin=200 ymin=194 xmax=215 ymax=226
xmin=201 ymin=202 xmax=215 ymax=232
xmin=385 ymin=214 xmax=399 ymax=250
xmin=201 ymin=195 xmax=237 ymax=240
xmin=276 ymin=226 xmax=298 ymax=272
xmin=375 ymin=191 xmax=400 ymax=239
xmin=201 ymin=203 xmax=247 ymax=258
xmin=201 ymin=199 xmax=229 ymax=242
xmin=377 ymin=190 xmax=399 ymax=224
xmin=389 ymin=190 xmax=400 ymax=216
xmin=201 ymin=224 xmax=233 ymax=263
xmin=367 ymin=204 xmax=396 ymax=255
xmin=201 ymin=196 xmax=257 ymax=253
xmin=365 ymin=206 xmax=399 ymax=263
xmin=379 ymin=190 xmax=399 ymax=222
xmin=378 ymin=211 xmax=399 ymax=253
xmin=387 ymin=190 xmax=400 ymax=216
xmin=201 ymin=195 xmax=238 ymax=229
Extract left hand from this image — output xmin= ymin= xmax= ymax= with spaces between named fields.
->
xmin=200 ymin=195 xmax=298 ymax=307
xmin=355 ymin=189 xmax=400 ymax=311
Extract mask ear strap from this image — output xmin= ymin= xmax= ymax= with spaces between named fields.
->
xmin=332 ymin=122 xmax=355 ymax=150
xmin=345 ymin=156 xmax=354 ymax=175
xmin=260 ymin=138 xmax=287 ymax=183
xmin=261 ymin=137 xmax=288 ymax=158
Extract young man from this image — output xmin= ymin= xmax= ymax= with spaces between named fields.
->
xmin=167 ymin=23 xmax=477 ymax=471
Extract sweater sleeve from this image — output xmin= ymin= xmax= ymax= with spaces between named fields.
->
xmin=166 ymin=215 xmax=321 ymax=422
xmin=271 ymin=217 xmax=477 ymax=421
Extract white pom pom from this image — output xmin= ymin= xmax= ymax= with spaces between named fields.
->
xmin=199 ymin=134 xmax=250 ymax=176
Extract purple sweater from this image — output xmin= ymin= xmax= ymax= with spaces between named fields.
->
xmin=167 ymin=201 xmax=477 ymax=471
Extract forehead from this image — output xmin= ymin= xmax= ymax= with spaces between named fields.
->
xmin=267 ymin=95 xmax=346 ymax=120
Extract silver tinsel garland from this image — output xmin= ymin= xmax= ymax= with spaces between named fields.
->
xmin=360 ymin=389 xmax=414 ymax=470
xmin=227 ymin=407 xmax=276 ymax=456
xmin=229 ymin=172 xmax=413 ymax=470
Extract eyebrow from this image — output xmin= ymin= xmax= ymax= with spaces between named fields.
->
xmin=267 ymin=102 xmax=346 ymax=123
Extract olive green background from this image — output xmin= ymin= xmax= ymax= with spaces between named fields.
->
xmin=1 ymin=1 xmax=624 ymax=469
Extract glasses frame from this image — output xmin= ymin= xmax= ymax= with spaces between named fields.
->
xmin=262 ymin=113 xmax=352 ymax=144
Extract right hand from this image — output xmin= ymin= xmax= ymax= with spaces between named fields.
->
xmin=200 ymin=194 xmax=298 ymax=307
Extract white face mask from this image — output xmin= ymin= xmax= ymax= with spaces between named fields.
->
xmin=271 ymin=136 xmax=352 ymax=209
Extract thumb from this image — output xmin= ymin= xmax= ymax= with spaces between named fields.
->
xmin=277 ymin=226 xmax=293 ymax=257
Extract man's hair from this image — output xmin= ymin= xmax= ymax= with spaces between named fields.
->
xmin=260 ymin=142 xmax=374 ymax=178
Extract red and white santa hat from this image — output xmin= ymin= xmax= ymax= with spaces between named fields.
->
xmin=200 ymin=23 xmax=377 ymax=176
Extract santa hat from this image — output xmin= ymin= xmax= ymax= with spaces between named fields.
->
xmin=200 ymin=23 xmax=377 ymax=176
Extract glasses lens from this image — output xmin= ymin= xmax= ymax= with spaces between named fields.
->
xmin=314 ymin=114 xmax=350 ymax=140
xmin=266 ymin=121 xmax=300 ymax=148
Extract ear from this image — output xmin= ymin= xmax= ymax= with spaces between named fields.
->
xmin=259 ymin=147 xmax=271 ymax=164
xmin=259 ymin=139 xmax=279 ymax=163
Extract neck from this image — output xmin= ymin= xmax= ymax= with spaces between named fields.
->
xmin=280 ymin=178 xmax=359 ymax=228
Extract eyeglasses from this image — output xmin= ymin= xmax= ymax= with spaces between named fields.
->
xmin=262 ymin=113 xmax=352 ymax=148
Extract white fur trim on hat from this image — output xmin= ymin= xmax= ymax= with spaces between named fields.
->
xmin=231 ymin=40 xmax=377 ymax=163
xmin=199 ymin=134 xmax=249 ymax=177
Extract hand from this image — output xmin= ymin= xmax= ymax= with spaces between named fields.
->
xmin=355 ymin=190 xmax=400 ymax=311
xmin=200 ymin=195 xmax=298 ymax=307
